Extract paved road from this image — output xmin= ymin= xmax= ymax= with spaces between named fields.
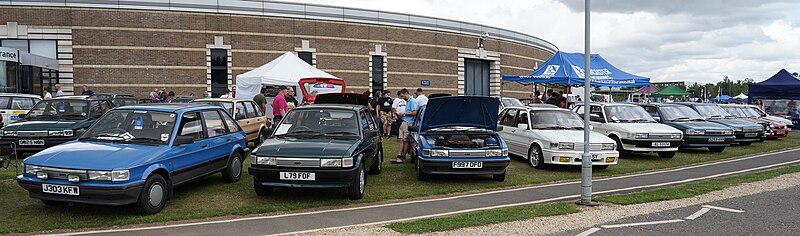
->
xmin=560 ymin=185 xmax=800 ymax=236
xmin=63 ymin=148 xmax=800 ymax=236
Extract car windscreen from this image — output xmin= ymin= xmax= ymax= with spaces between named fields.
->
xmin=693 ymin=105 xmax=734 ymax=119
xmin=529 ymin=110 xmax=584 ymax=130
xmin=658 ymin=106 xmax=705 ymax=121
xmin=740 ymin=107 xmax=761 ymax=118
xmin=502 ymin=98 xmax=523 ymax=107
xmin=80 ymin=110 xmax=177 ymax=145
xmin=274 ymin=109 xmax=359 ymax=137
xmin=26 ymin=100 xmax=89 ymax=120
xmin=194 ymin=101 xmax=234 ymax=116
xmin=112 ymin=98 xmax=140 ymax=106
xmin=722 ymin=107 xmax=748 ymax=118
xmin=604 ymin=105 xmax=656 ymax=123
xmin=747 ymin=107 xmax=767 ymax=117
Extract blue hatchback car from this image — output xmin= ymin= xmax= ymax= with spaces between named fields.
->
xmin=17 ymin=104 xmax=248 ymax=214
xmin=407 ymin=96 xmax=510 ymax=181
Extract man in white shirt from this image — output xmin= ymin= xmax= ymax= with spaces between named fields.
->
xmin=54 ymin=84 xmax=65 ymax=97
xmin=414 ymin=88 xmax=428 ymax=107
xmin=391 ymin=90 xmax=407 ymax=138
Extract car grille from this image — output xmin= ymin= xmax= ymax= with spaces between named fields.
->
xmin=17 ymin=131 xmax=48 ymax=138
xmin=575 ymin=144 xmax=603 ymax=151
xmin=705 ymin=130 xmax=727 ymax=135
xmin=276 ymin=158 xmax=319 ymax=168
xmin=744 ymin=128 xmax=762 ymax=132
xmin=647 ymin=133 xmax=678 ymax=139
xmin=448 ymin=150 xmax=486 ymax=158
xmin=40 ymin=166 xmax=88 ymax=181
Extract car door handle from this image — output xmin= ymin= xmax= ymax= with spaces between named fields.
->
xmin=227 ymin=138 xmax=232 ymax=142
xmin=200 ymin=144 xmax=208 ymax=148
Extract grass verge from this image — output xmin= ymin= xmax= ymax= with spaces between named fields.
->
xmin=0 ymin=133 xmax=798 ymax=233
xmin=384 ymin=163 xmax=800 ymax=234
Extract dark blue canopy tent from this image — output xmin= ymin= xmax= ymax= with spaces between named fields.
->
xmin=502 ymin=51 xmax=650 ymax=87
xmin=709 ymin=95 xmax=731 ymax=103
xmin=748 ymin=69 xmax=800 ymax=101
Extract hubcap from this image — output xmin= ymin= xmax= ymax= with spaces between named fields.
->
xmin=359 ymin=169 xmax=365 ymax=194
xmin=530 ymin=148 xmax=540 ymax=166
xmin=232 ymin=157 xmax=242 ymax=178
xmin=148 ymin=183 xmax=164 ymax=207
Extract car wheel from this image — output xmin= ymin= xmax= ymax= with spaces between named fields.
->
xmin=528 ymin=144 xmax=545 ymax=169
xmin=135 ymin=174 xmax=168 ymax=215
xmin=492 ymin=171 xmax=506 ymax=182
xmin=40 ymin=200 xmax=63 ymax=206
xmin=222 ymin=152 xmax=243 ymax=183
xmin=657 ymin=151 xmax=676 ymax=158
xmin=416 ymin=158 xmax=429 ymax=181
xmin=347 ymin=165 xmax=366 ymax=200
xmin=739 ymin=141 xmax=752 ymax=146
xmin=253 ymin=178 xmax=274 ymax=196
xmin=708 ymin=146 xmax=726 ymax=152
xmin=368 ymin=147 xmax=383 ymax=175
xmin=593 ymin=165 xmax=609 ymax=170
xmin=611 ymin=136 xmax=627 ymax=155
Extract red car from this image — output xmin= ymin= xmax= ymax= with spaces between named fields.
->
xmin=721 ymin=105 xmax=788 ymax=139
xmin=298 ymin=77 xmax=347 ymax=104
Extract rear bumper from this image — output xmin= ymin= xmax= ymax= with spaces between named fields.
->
xmin=249 ymin=165 xmax=358 ymax=188
xmin=620 ymin=139 xmax=682 ymax=152
xmin=682 ymin=135 xmax=735 ymax=147
xmin=417 ymin=157 xmax=510 ymax=175
xmin=17 ymin=176 xmax=144 ymax=206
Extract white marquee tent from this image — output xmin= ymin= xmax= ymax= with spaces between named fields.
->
xmin=733 ymin=93 xmax=748 ymax=100
xmin=235 ymin=52 xmax=338 ymax=100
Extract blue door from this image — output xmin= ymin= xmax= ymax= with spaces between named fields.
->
xmin=201 ymin=110 xmax=235 ymax=171
xmin=170 ymin=112 xmax=211 ymax=185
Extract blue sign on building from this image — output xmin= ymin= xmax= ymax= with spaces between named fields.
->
xmin=420 ymin=80 xmax=431 ymax=86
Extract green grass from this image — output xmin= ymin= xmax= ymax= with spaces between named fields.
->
xmin=1 ymin=133 xmax=799 ymax=233
xmin=383 ymin=163 xmax=800 ymax=234
xmin=385 ymin=202 xmax=579 ymax=234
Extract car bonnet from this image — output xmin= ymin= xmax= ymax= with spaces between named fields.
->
xmin=420 ymin=96 xmax=499 ymax=131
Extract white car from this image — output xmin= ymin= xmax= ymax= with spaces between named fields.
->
xmin=0 ymin=93 xmax=42 ymax=127
xmin=498 ymin=106 xmax=619 ymax=169
xmin=499 ymin=97 xmax=524 ymax=113
xmin=572 ymin=103 xmax=684 ymax=158
xmin=741 ymin=104 xmax=793 ymax=130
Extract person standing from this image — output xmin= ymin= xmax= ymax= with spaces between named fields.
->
xmin=166 ymin=91 xmax=176 ymax=102
xmin=271 ymin=86 xmax=289 ymax=123
xmin=393 ymin=89 xmax=418 ymax=164
xmin=545 ymin=91 xmax=562 ymax=107
xmin=159 ymin=87 xmax=167 ymax=101
xmin=54 ymin=84 xmax=64 ymax=97
xmin=285 ymin=87 xmax=298 ymax=109
xmin=531 ymin=91 xmax=542 ymax=103
xmin=253 ymin=87 xmax=268 ymax=113
xmin=81 ymin=85 xmax=94 ymax=96
xmin=220 ymin=88 xmax=233 ymax=98
xmin=43 ymin=87 xmax=52 ymax=99
xmin=377 ymin=90 xmax=394 ymax=138
xmin=203 ymin=90 xmax=211 ymax=98
xmin=391 ymin=90 xmax=407 ymax=137
xmin=666 ymin=95 xmax=675 ymax=103
xmin=542 ymin=89 xmax=553 ymax=103
xmin=414 ymin=88 xmax=428 ymax=107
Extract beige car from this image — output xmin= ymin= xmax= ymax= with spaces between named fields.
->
xmin=192 ymin=98 xmax=270 ymax=144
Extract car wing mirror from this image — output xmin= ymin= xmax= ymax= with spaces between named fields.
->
xmin=653 ymin=116 xmax=661 ymax=122
xmin=496 ymin=126 xmax=504 ymax=131
xmin=408 ymin=125 xmax=419 ymax=132
xmin=517 ymin=124 xmax=529 ymax=130
xmin=174 ymin=135 xmax=195 ymax=146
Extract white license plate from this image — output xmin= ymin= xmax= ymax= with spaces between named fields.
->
xmin=745 ymin=133 xmax=758 ymax=137
xmin=279 ymin=172 xmax=315 ymax=181
xmin=452 ymin=161 xmax=483 ymax=169
xmin=19 ymin=139 xmax=45 ymax=146
xmin=652 ymin=142 xmax=671 ymax=147
xmin=591 ymin=154 xmax=602 ymax=160
xmin=709 ymin=137 xmax=726 ymax=142
xmin=42 ymin=183 xmax=79 ymax=196
xmin=777 ymin=131 xmax=785 ymax=135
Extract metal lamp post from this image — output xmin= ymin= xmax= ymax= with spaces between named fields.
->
xmin=576 ymin=0 xmax=599 ymax=206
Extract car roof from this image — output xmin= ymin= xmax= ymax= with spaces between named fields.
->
xmin=0 ymin=93 xmax=42 ymax=99
xmin=297 ymin=104 xmax=364 ymax=111
xmin=115 ymin=103 xmax=221 ymax=113
xmin=576 ymin=102 xmax=637 ymax=107
xmin=193 ymin=98 xmax=247 ymax=102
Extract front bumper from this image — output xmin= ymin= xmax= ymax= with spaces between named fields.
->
xmin=249 ymin=165 xmax=358 ymax=188
xmin=767 ymin=128 xmax=789 ymax=139
xmin=16 ymin=175 xmax=144 ymax=206
xmin=733 ymin=131 xmax=764 ymax=143
xmin=0 ymin=136 xmax=76 ymax=152
xmin=417 ymin=157 xmax=510 ymax=175
xmin=620 ymin=139 xmax=682 ymax=152
xmin=682 ymin=135 xmax=735 ymax=147
xmin=542 ymin=149 xmax=619 ymax=166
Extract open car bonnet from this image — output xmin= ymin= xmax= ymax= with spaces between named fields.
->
xmin=421 ymin=96 xmax=499 ymax=131
xmin=298 ymin=77 xmax=346 ymax=104
xmin=313 ymin=93 xmax=369 ymax=106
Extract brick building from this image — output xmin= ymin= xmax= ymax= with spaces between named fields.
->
xmin=0 ymin=1 xmax=557 ymax=98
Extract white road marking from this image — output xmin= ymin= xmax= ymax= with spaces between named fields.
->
xmin=685 ymin=208 xmax=711 ymax=220
xmin=50 ymin=148 xmax=800 ymax=236
xmin=575 ymin=227 xmax=601 ymax=236
xmin=600 ymin=219 xmax=685 ymax=229
xmin=703 ymin=205 xmax=745 ymax=213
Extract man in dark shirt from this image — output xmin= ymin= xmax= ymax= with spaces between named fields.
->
xmin=81 ymin=85 xmax=94 ymax=96
xmin=545 ymin=92 xmax=562 ymax=107
xmin=285 ymin=87 xmax=299 ymax=109
xmin=376 ymin=90 xmax=394 ymax=138
xmin=253 ymin=87 xmax=267 ymax=113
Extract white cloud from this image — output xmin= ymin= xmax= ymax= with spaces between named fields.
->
xmin=283 ymin=0 xmax=800 ymax=84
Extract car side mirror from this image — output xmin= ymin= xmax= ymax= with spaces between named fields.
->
xmin=496 ymin=126 xmax=503 ymax=131
xmin=173 ymin=135 xmax=195 ymax=146
xmin=408 ymin=125 xmax=419 ymax=132
xmin=653 ymin=116 xmax=661 ymax=122
xmin=517 ymin=124 xmax=529 ymax=130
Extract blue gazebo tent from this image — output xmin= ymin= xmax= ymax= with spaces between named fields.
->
xmin=502 ymin=52 xmax=650 ymax=87
xmin=710 ymin=95 xmax=732 ymax=103
xmin=749 ymin=69 xmax=800 ymax=100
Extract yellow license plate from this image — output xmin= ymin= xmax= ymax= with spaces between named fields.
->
xmin=606 ymin=157 xmax=616 ymax=163
xmin=11 ymin=110 xmax=26 ymax=114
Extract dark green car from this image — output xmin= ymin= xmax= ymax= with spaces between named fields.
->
xmin=249 ymin=93 xmax=383 ymax=199
xmin=0 ymin=97 xmax=115 ymax=153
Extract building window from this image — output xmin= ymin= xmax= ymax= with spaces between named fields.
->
xmin=371 ymin=55 xmax=384 ymax=92
xmin=1 ymin=40 xmax=56 ymax=58
xmin=210 ymin=49 xmax=228 ymax=97
xmin=298 ymin=52 xmax=313 ymax=65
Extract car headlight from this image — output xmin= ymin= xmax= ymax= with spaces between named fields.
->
xmin=733 ymin=127 xmax=743 ymax=132
xmin=342 ymin=157 xmax=355 ymax=168
xmin=88 ymin=170 xmax=129 ymax=181
xmin=685 ymin=129 xmax=705 ymax=135
xmin=628 ymin=133 xmax=649 ymax=139
xmin=554 ymin=142 xmax=574 ymax=150
xmin=670 ymin=133 xmax=682 ymax=139
xmin=2 ymin=130 xmax=17 ymax=137
xmin=252 ymin=155 xmax=277 ymax=166
xmin=485 ymin=149 xmax=507 ymax=157
xmin=601 ymin=143 xmax=616 ymax=150
xmin=722 ymin=130 xmax=734 ymax=135
xmin=422 ymin=149 xmax=449 ymax=157
xmin=24 ymin=164 xmax=41 ymax=175
xmin=320 ymin=159 xmax=342 ymax=167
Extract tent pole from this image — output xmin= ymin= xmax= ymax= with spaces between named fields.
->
xmin=577 ymin=0 xmax=598 ymax=207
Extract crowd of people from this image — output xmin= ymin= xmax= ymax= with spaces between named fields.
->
xmin=362 ymin=88 xmax=427 ymax=164
xmin=527 ymin=89 xmax=575 ymax=108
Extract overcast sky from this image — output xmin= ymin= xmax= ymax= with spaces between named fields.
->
xmin=283 ymin=0 xmax=800 ymax=84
